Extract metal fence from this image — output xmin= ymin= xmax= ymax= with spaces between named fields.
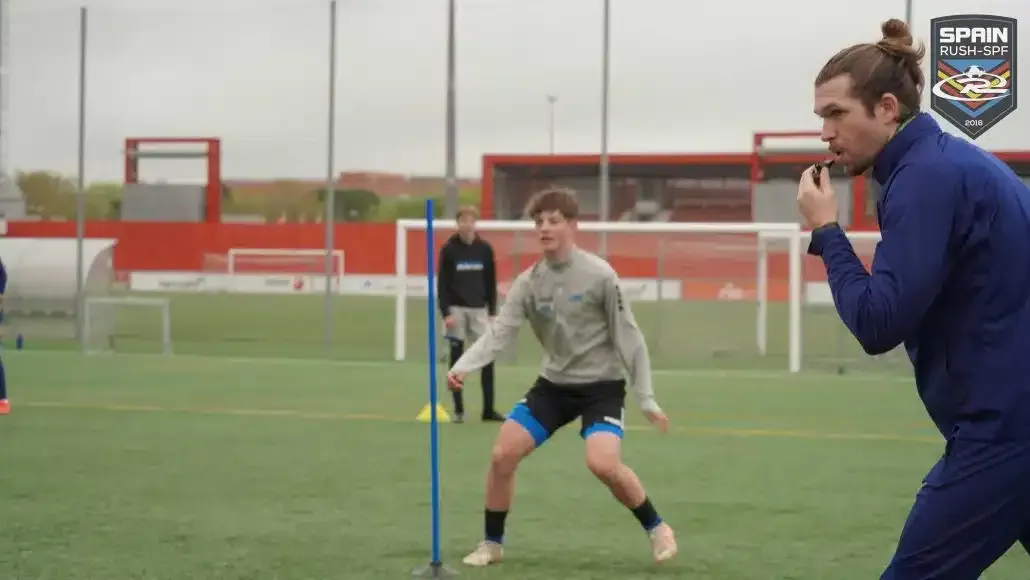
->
xmin=0 ymin=222 xmax=910 ymax=376
xmin=1 ymin=0 xmax=986 ymax=376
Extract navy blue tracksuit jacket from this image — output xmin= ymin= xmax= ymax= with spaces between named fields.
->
xmin=0 ymin=256 xmax=6 ymax=323
xmin=809 ymin=113 xmax=1030 ymax=578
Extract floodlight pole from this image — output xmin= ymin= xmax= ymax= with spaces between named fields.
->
xmin=443 ymin=0 xmax=458 ymax=217
xmin=75 ymin=6 xmax=87 ymax=347
xmin=323 ymin=0 xmax=338 ymax=349
xmin=598 ymin=0 xmax=611 ymax=256
xmin=547 ymin=94 xmax=557 ymax=154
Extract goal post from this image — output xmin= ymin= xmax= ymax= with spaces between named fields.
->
xmin=757 ymin=229 xmax=902 ymax=371
xmin=83 ymin=296 xmax=172 ymax=355
xmin=394 ymin=219 xmax=804 ymax=372
xmin=221 ymin=248 xmax=345 ymax=294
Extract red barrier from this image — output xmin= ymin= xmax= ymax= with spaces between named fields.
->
xmin=8 ymin=221 xmax=852 ymax=302
xmin=7 ymin=221 xmax=388 ymax=273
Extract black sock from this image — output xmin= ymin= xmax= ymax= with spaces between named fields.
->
xmin=485 ymin=509 xmax=507 ymax=544
xmin=481 ymin=362 xmax=495 ymax=414
xmin=449 ymin=341 xmax=465 ymax=414
xmin=630 ymin=497 xmax=663 ymax=532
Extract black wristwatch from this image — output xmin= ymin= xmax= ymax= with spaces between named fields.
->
xmin=812 ymin=221 xmax=841 ymax=234
xmin=807 ymin=221 xmax=841 ymax=256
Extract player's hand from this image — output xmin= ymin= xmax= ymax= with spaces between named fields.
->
xmin=643 ymin=410 xmax=669 ymax=433
xmin=797 ymin=164 xmax=838 ymax=229
xmin=444 ymin=315 xmax=457 ymax=329
xmin=447 ymin=371 xmax=465 ymax=391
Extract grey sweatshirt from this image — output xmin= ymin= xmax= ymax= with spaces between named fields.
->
xmin=449 ymin=247 xmax=660 ymax=413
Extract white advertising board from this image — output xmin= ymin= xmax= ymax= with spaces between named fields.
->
xmin=128 ymin=272 xmax=682 ymax=301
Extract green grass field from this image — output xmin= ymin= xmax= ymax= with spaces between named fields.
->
xmin=3 ymin=293 xmax=1027 ymax=579
xmin=18 ymin=292 xmax=911 ymax=374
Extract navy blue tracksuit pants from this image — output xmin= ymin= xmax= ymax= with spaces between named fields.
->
xmin=881 ymin=438 xmax=1030 ymax=579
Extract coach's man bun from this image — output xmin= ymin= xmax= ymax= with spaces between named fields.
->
xmin=881 ymin=18 xmax=913 ymax=46
xmin=877 ymin=18 xmax=925 ymax=73
xmin=876 ymin=18 xmax=926 ymax=106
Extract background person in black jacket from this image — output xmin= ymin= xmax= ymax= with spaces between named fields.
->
xmin=438 ymin=206 xmax=504 ymax=423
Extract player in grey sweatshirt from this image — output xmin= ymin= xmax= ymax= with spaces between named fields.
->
xmin=447 ymin=187 xmax=677 ymax=568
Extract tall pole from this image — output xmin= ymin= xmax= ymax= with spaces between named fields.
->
xmin=904 ymin=0 xmax=912 ymax=28
xmin=444 ymin=0 xmax=458 ymax=216
xmin=0 ymin=0 xmax=8 ymax=187
xmin=547 ymin=95 xmax=557 ymax=154
xmin=75 ymin=6 xmax=87 ymax=347
xmin=0 ymin=0 xmax=25 ymax=216
xmin=323 ymin=0 xmax=338 ymax=349
xmin=598 ymin=0 xmax=611 ymax=256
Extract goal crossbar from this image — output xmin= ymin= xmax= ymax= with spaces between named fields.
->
xmin=227 ymin=248 xmax=344 ymax=256
xmin=753 ymin=229 xmax=881 ymax=355
xmin=227 ymin=248 xmax=345 ymax=273
xmin=394 ymin=219 xmax=804 ymax=372
xmin=226 ymin=249 xmax=345 ymax=294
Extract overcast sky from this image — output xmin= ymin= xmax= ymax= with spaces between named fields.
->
xmin=5 ymin=0 xmax=1029 ymax=182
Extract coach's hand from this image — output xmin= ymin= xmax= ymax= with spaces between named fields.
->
xmin=644 ymin=410 xmax=669 ymax=434
xmin=444 ymin=315 xmax=457 ymax=329
xmin=797 ymin=164 xmax=838 ymax=229
xmin=447 ymin=371 xmax=465 ymax=391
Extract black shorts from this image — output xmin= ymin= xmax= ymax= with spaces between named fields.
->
xmin=508 ymin=376 xmax=626 ymax=447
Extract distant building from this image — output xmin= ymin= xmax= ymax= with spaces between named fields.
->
xmin=225 ymin=172 xmax=481 ymax=198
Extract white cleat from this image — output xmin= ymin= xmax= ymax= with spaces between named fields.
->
xmin=462 ymin=540 xmax=504 ymax=567
xmin=649 ymin=522 xmax=678 ymax=563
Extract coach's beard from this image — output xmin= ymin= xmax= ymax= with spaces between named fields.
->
xmin=849 ymin=136 xmax=896 ymax=177
xmin=844 ymin=155 xmax=876 ymax=177
xmin=846 ymin=162 xmax=871 ymax=177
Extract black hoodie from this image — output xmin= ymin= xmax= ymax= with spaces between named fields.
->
xmin=437 ymin=233 xmax=497 ymax=317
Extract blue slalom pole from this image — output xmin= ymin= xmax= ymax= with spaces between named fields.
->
xmin=413 ymin=198 xmax=455 ymax=577
xmin=425 ymin=198 xmax=443 ymax=569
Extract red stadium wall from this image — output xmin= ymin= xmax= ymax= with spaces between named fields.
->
xmin=7 ymin=221 xmax=830 ymax=301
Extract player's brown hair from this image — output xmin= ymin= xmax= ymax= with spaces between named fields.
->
xmin=815 ymin=18 xmax=925 ymax=118
xmin=523 ymin=187 xmax=579 ymax=220
xmin=455 ymin=205 xmax=479 ymax=220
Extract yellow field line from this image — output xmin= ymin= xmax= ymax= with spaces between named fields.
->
xmin=18 ymin=400 xmax=941 ymax=444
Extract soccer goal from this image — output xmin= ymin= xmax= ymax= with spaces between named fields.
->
xmin=83 ymin=296 xmax=172 ymax=355
xmin=757 ymin=229 xmax=908 ymax=373
xmin=393 ymin=219 xmax=804 ymax=372
xmin=207 ymin=248 xmax=346 ymax=294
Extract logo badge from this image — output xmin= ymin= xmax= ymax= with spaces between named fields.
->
xmin=930 ymin=14 xmax=1017 ymax=139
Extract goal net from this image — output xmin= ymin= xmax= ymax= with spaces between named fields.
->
xmin=202 ymin=248 xmax=345 ymax=294
xmin=393 ymin=219 xmax=803 ymax=372
xmin=759 ymin=229 xmax=910 ymax=375
xmin=83 ymin=296 xmax=172 ymax=355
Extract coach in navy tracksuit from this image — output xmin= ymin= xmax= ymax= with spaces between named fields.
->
xmin=799 ymin=19 xmax=1030 ymax=579
xmin=0 ymin=255 xmax=8 ymax=414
